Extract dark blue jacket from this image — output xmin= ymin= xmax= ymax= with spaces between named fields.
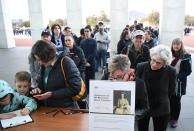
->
xmin=80 ymin=38 xmax=97 ymax=65
xmin=38 ymin=51 xmax=82 ymax=108
xmin=177 ymin=53 xmax=192 ymax=95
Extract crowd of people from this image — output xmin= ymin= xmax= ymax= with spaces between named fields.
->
xmin=1 ymin=20 xmax=192 ymax=131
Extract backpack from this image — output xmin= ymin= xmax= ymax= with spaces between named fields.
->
xmin=61 ymin=56 xmax=86 ymax=101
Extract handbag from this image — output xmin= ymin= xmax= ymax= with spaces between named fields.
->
xmin=61 ymin=56 xmax=86 ymax=101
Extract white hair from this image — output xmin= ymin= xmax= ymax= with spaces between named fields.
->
xmin=150 ymin=45 xmax=172 ymax=65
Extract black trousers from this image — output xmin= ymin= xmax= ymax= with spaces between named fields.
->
xmin=170 ymin=94 xmax=182 ymax=120
xmin=85 ymin=66 xmax=95 ymax=94
xmin=137 ymin=114 xmax=169 ymax=131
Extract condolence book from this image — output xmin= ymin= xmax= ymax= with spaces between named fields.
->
xmin=0 ymin=110 xmax=33 ymax=129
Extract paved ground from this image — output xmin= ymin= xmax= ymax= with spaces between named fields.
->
xmin=14 ymin=33 xmax=194 ymax=50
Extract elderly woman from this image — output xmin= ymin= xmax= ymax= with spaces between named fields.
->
xmin=136 ymin=45 xmax=176 ymax=131
xmin=170 ymin=38 xmax=192 ymax=128
xmin=102 ymin=54 xmax=149 ymax=120
xmin=101 ymin=54 xmax=134 ymax=81
xmin=30 ymin=40 xmax=85 ymax=108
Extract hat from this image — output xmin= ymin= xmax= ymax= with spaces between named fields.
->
xmin=98 ymin=21 xmax=104 ymax=25
xmin=41 ymin=30 xmax=51 ymax=36
xmin=0 ymin=80 xmax=13 ymax=99
xmin=133 ymin=30 xmax=144 ymax=38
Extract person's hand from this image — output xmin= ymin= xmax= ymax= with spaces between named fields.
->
xmin=30 ymin=88 xmax=42 ymax=95
xmin=128 ymin=69 xmax=135 ymax=81
xmin=33 ymin=92 xmax=52 ymax=100
xmin=123 ymin=105 xmax=128 ymax=109
xmin=85 ymin=62 xmax=91 ymax=67
xmin=21 ymin=108 xmax=30 ymax=116
xmin=0 ymin=113 xmax=16 ymax=120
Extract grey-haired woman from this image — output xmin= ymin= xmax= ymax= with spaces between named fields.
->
xmin=136 ymin=45 xmax=176 ymax=131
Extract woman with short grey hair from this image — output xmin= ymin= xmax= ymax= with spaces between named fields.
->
xmin=150 ymin=44 xmax=172 ymax=66
xmin=108 ymin=54 xmax=131 ymax=75
xmin=102 ymin=54 xmax=134 ymax=81
xmin=136 ymin=45 xmax=176 ymax=131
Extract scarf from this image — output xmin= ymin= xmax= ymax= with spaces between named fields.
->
xmin=171 ymin=53 xmax=180 ymax=66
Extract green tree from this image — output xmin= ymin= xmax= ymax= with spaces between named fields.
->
xmin=185 ymin=15 xmax=194 ymax=26
xmin=140 ymin=17 xmax=148 ymax=24
xmin=87 ymin=15 xmax=98 ymax=26
xmin=18 ymin=21 xmax=30 ymax=27
xmin=86 ymin=11 xmax=110 ymax=26
xmin=49 ymin=18 xmax=67 ymax=27
xmin=140 ymin=11 xmax=159 ymax=26
xmin=147 ymin=11 xmax=159 ymax=26
xmin=98 ymin=11 xmax=110 ymax=22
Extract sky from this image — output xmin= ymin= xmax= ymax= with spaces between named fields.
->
xmin=9 ymin=0 xmax=194 ymax=20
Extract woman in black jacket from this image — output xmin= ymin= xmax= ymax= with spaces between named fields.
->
xmin=64 ymin=34 xmax=87 ymax=109
xmin=64 ymin=34 xmax=86 ymax=80
xmin=30 ymin=40 xmax=84 ymax=108
xmin=117 ymin=30 xmax=133 ymax=54
xmin=169 ymin=38 xmax=192 ymax=128
xmin=136 ymin=45 xmax=176 ymax=131
xmin=51 ymin=24 xmax=65 ymax=51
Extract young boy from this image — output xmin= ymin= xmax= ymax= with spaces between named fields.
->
xmin=14 ymin=71 xmax=32 ymax=96
xmin=0 ymin=80 xmax=37 ymax=120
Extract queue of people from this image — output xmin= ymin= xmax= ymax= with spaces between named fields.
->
xmin=0 ymin=21 xmax=192 ymax=131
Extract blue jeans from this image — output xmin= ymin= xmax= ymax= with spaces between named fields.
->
xmin=97 ymin=49 xmax=107 ymax=68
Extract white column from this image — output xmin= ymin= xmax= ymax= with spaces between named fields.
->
xmin=66 ymin=0 xmax=85 ymax=36
xmin=0 ymin=0 xmax=15 ymax=48
xmin=28 ymin=0 xmax=45 ymax=44
xmin=159 ymin=0 xmax=185 ymax=46
xmin=110 ymin=0 xmax=128 ymax=54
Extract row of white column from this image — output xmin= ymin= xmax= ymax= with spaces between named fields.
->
xmin=0 ymin=0 xmax=185 ymax=53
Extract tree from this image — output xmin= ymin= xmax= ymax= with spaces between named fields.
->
xmin=87 ymin=15 xmax=98 ymax=26
xmin=98 ymin=11 xmax=110 ymax=22
xmin=140 ymin=17 xmax=148 ymax=24
xmin=49 ymin=18 xmax=67 ymax=27
xmin=147 ymin=11 xmax=159 ymax=26
xmin=18 ymin=21 xmax=30 ymax=27
xmin=185 ymin=15 xmax=194 ymax=26
xmin=86 ymin=11 xmax=110 ymax=26
xmin=140 ymin=11 xmax=159 ymax=26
